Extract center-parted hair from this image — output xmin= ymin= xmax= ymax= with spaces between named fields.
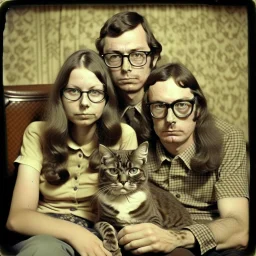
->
xmin=95 ymin=11 xmax=162 ymax=62
xmin=142 ymin=63 xmax=223 ymax=173
xmin=41 ymin=49 xmax=122 ymax=185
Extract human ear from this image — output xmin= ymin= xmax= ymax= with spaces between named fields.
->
xmin=152 ymin=54 xmax=159 ymax=68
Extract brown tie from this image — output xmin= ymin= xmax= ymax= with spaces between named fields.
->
xmin=125 ymin=107 xmax=143 ymax=142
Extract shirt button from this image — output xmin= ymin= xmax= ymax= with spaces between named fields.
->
xmin=78 ymin=164 xmax=80 ymax=168
xmin=175 ymin=194 xmax=181 ymax=199
xmin=78 ymin=153 xmax=82 ymax=158
xmin=74 ymin=186 xmax=78 ymax=191
xmin=74 ymin=176 xmax=78 ymax=180
xmin=70 ymin=207 xmax=77 ymax=211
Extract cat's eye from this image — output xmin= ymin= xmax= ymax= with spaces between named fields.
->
xmin=107 ymin=168 xmax=118 ymax=175
xmin=128 ymin=168 xmax=140 ymax=175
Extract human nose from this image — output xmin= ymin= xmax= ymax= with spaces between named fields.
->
xmin=80 ymin=92 xmax=91 ymax=106
xmin=166 ymin=108 xmax=177 ymax=123
xmin=121 ymin=56 xmax=132 ymax=72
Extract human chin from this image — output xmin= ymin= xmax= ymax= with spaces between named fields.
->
xmin=158 ymin=134 xmax=180 ymax=144
xmin=72 ymin=118 xmax=97 ymax=127
xmin=117 ymin=83 xmax=144 ymax=93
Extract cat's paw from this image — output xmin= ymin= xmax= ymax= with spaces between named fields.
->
xmin=112 ymin=248 xmax=122 ymax=256
xmin=103 ymin=241 xmax=121 ymax=256
xmin=103 ymin=239 xmax=119 ymax=252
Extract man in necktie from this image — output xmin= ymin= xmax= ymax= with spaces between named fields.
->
xmin=124 ymin=106 xmax=142 ymax=142
xmin=96 ymin=11 xmax=162 ymax=142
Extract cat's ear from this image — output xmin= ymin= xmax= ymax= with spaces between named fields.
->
xmin=99 ymin=144 xmax=115 ymax=165
xmin=130 ymin=141 xmax=149 ymax=165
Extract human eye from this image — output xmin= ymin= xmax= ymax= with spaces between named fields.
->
xmin=64 ymin=88 xmax=80 ymax=95
xmin=153 ymin=102 xmax=166 ymax=110
xmin=131 ymin=51 xmax=144 ymax=59
xmin=107 ymin=53 xmax=121 ymax=61
xmin=89 ymin=89 xmax=103 ymax=97
xmin=174 ymin=101 xmax=192 ymax=113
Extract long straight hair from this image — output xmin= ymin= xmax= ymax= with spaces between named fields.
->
xmin=41 ymin=49 xmax=122 ymax=184
xmin=142 ymin=63 xmax=223 ymax=173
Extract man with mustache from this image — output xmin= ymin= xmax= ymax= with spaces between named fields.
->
xmin=96 ymin=11 xmax=162 ymax=143
xmin=117 ymin=63 xmax=249 ymax=256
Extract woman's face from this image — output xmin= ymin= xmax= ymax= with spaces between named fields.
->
xmin=62 ymin=67 xmax=106 ymax=128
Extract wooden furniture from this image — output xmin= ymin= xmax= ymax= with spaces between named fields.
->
xmin=1 ymin=85 xmax=50 ymax=255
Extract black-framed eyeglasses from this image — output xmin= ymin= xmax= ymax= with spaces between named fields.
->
xmin=62 ymin=87 xmax=107 ymax=103
xmin=147 ymin=97 xmax=196 ymax=119
xmin=102 ymin=51 xmax=152 ymax=68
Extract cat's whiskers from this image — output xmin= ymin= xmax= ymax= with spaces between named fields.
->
xmin=92 ymin=186 xmax=112 ymax=203
xmin=91 ymin=142 xmax=193 ymax=256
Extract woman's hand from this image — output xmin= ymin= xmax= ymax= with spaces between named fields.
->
xmin=7 ymin=165 xmax=112 ymax=256
xmin=68 ymin=226 xmax=112 ymax=256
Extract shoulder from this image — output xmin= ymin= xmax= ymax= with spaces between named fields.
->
xmin=110 ymin=123 xmax=138 ymax=150
xmin=120 ymin=123 xmax=137 ymax=136
xmin=214 ymin=118 xmax=246 ymax=151
xmin=26 ymin=121 xmax=46 ymax=129
xmin=24 ymin=121 xmax=47 ymax=136
xmin=215 ymin=118 xmax=244 ymax=138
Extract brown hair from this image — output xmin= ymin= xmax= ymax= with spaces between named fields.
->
xmin=142 ymin=63 xmax=223 ymax=173
xmin=41 ymin=49 xmax=122 ymax=185
xmin=95 ymin=11 xmax=162 ymax=65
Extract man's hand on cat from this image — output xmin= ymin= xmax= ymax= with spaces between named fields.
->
xmin=117 ymin=223 xmax=195 ymax=254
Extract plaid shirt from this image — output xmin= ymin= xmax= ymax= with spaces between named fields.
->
xmin=146 ymin=118 xmax=249 ymax=255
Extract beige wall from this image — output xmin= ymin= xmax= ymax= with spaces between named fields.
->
xmin=2 ymin=4 xmax=251 ymax=141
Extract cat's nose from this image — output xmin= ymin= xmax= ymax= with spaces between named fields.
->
xmin=119 ymin=174 xmax=127 ymax=185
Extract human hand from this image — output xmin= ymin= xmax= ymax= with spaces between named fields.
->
xmin=69 ymin=227 xmax=112 ymax=256
xmin=117 ymin=223 xmax=187 ymax=255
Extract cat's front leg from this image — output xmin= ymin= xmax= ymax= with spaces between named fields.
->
xmin=94 ymin=221 xmax=122 ymax=256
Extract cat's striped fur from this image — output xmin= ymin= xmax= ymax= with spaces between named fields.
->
xmin=89 ymin=141 xmax=193 ymax=256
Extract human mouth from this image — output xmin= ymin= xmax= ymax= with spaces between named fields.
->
xmin=163 ymin=130 xmax=180 ymax=135
xmin=118 ymin=78 xmax=137 ymax=84
xmin=76 ymin=113 xmax=94 ymax=119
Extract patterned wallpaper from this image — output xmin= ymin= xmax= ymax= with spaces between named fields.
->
xmin=2 ymin=2 xmax=254 ymax=142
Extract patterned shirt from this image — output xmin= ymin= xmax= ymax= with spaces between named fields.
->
xmin=146 ymin=118 xmax=249 ymax=255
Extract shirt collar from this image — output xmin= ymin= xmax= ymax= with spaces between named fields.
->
xmin=67 ymin=135 xmax=98 ymax=157
xmin=121 ymin=101 xmax=142 ymax=118
xmin=148 ymin=140 xmax=196 ymax=171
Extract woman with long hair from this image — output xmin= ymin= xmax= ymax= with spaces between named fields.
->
xmin=6 ymin=49 xmax=138 ymax=256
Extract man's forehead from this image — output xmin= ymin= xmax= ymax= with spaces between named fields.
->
xmin=103 ymin=24 xmax=149 ymax=53
xmin=103 ymin=42 xmax=149 ymax=53
xmin=149 ymin=79 xmax=192 ymax=99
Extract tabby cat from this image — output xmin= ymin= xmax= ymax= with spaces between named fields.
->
xmin=89 ymin=141 xmax=193 ymax=256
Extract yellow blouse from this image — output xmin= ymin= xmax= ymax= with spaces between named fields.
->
xmin=15 ymin=121 xmax=138 ymax=221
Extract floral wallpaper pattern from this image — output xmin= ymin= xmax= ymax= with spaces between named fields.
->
xmin=2 ymin=2 xmax=254 ymax=141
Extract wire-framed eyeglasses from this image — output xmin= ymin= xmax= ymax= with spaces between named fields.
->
xmin=62 ymin=87 xmax=107 ymax=103
xmin=147 ymin=97 xmax=196 ymax=119
xmin=102 ymin=51 xmax=152 ymax=68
